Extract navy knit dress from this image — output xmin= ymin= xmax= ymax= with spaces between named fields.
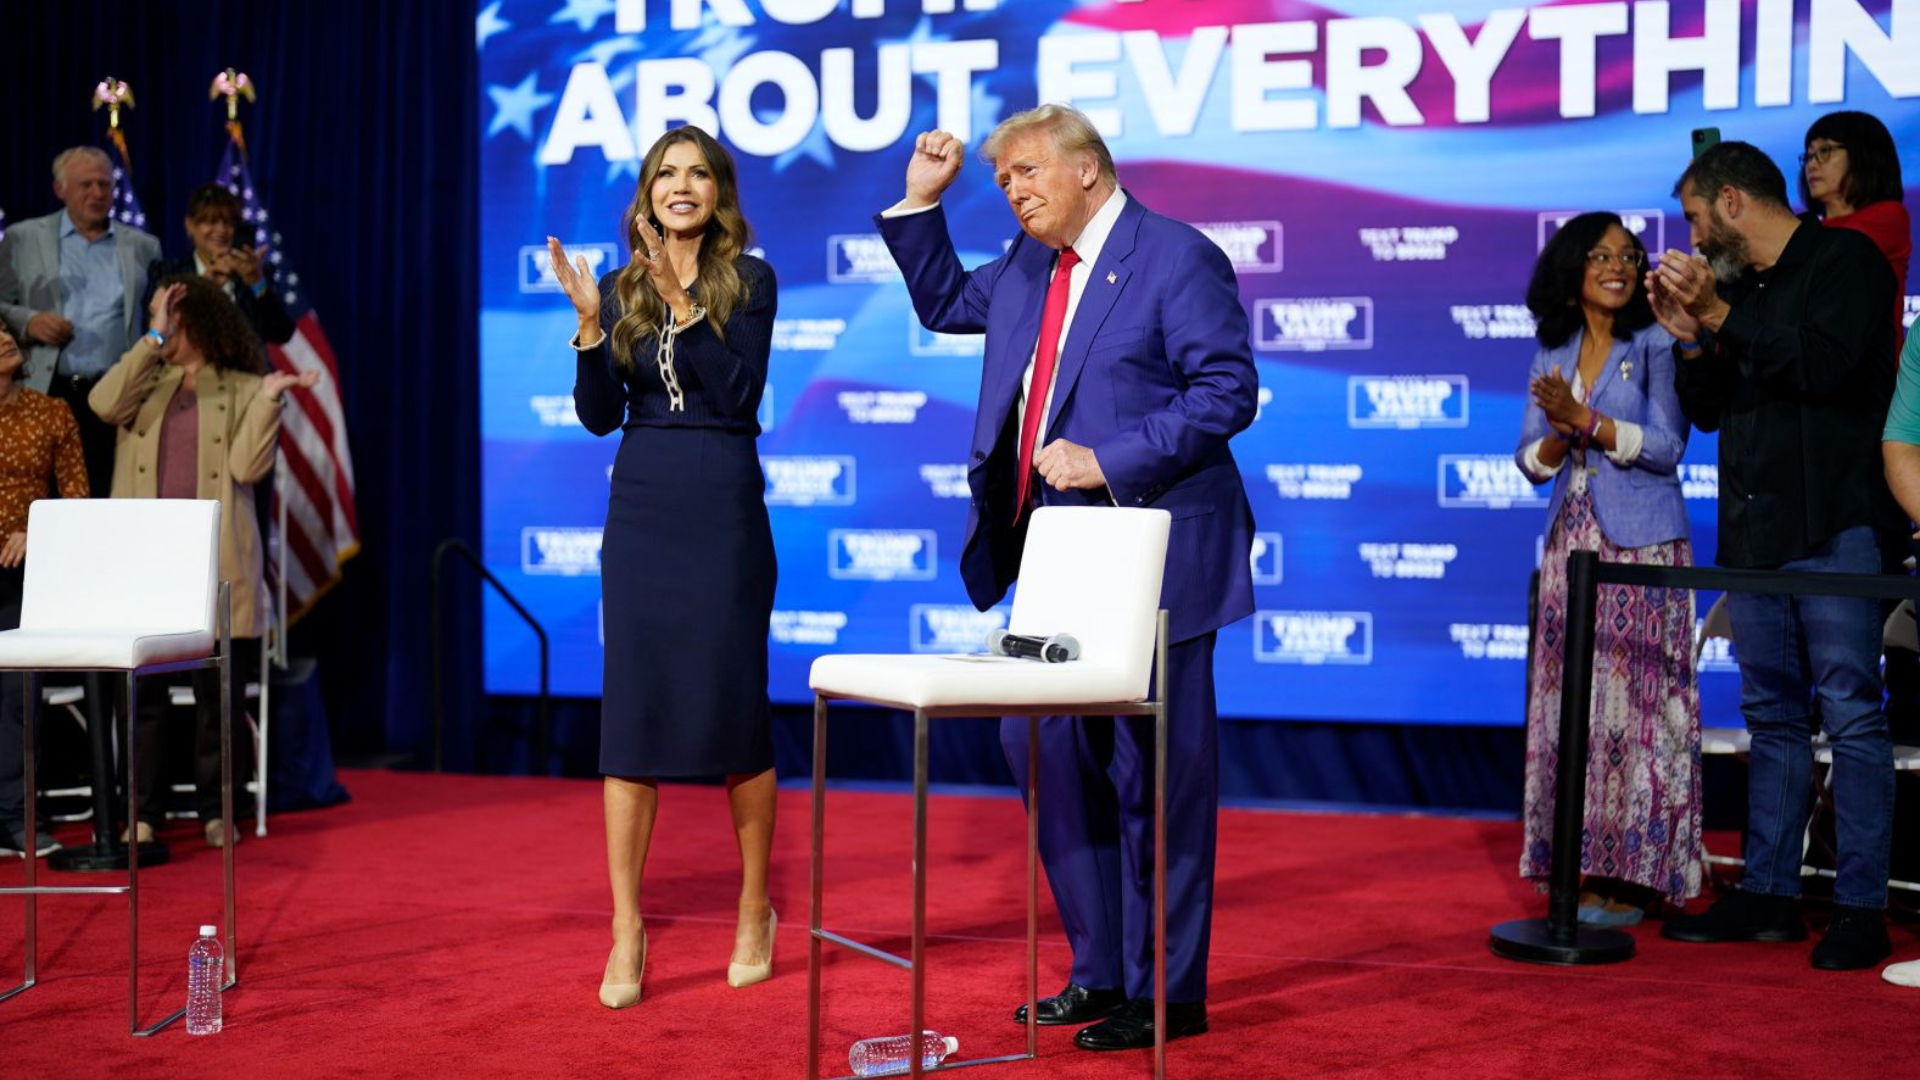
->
xmin=573 ymin=256 xmax=777 ymax=778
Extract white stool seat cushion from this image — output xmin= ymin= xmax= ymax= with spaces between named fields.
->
xmin=811 ymin=654 xmax=1148 ymax=710
xmin=0 ymin=628 xmax=215 ymax=671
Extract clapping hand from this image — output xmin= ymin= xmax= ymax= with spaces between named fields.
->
xmin=1530 ymin=365 xmax=1587 ymax=433
xmin=546 ymin=236 xmax=602 ymax=329
xmin=904 ymin=130 xmax=965 ymax=209
xmin=1645 ymin=249 xmax=1723 ymax=342
xmin=628 ymin=216 xmax=691 ymax=314
xmin=261 ymin=367 xmax=321 ymax=402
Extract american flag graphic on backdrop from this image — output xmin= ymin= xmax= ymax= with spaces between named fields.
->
xmin=219 ymin=141 xmax=360 ymax=619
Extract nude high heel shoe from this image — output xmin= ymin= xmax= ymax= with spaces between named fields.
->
xmin=599 ymin=931 xmax=646 ymax=1009
xmin=727 ymin=909 xmax=776 ymax=988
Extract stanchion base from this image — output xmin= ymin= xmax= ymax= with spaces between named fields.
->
xmin=1488 ymin=918 xmax=1634 ymax=965
xmin=47 ymin=840 xmax=171 ymax=872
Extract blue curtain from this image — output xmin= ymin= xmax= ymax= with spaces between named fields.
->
xmin=7 ymin=0 xmax=484 ymax=767
xmin=7 ymin=3 xmax=1533 ymax=814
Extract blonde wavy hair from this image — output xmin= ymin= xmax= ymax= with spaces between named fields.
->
xmin=610 ymin=127 xmax=754 ymax=365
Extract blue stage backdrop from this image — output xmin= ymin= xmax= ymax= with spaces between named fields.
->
xmin=479 ymin=1 xmax=1920 ymax=724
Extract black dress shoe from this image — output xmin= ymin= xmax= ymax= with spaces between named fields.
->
xmin=1011 ymin=983 xmax=1126 ymax=1026
xmin=1072 ymin=998 xmax=1207 ymax=1052
xmin=1810 ymin=905 xmax=1892 ymax=970
xmin=1661 ymin=889 xmax=1806 ymax=944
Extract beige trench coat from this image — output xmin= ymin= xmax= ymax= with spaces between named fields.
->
xmin=89 ymin=337 xmax=282 ymax=638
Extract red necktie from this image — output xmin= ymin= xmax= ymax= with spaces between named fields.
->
xmin=1014 ymin=246 xmax=1080 ymax=521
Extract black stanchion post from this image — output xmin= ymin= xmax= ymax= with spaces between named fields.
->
xmin=1489 ymin=548 xmax=1633 ymax=964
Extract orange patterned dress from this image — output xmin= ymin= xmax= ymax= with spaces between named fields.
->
xmin=0 ymin=388 xmax=90 ymax=534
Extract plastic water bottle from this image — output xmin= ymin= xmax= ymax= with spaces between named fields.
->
xmin=848 ymin=1031 xmax=958 ymax=1076
xmin=186 ymin=925 xmax=224 ymax=1035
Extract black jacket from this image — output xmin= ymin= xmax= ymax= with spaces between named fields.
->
xmin=1673 ymin=217 xmax=1901 ymax=568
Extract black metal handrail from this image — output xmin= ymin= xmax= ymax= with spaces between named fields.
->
xmin=1490 ymin=549 xmax=1920 ymax=965
xmin=430 ymin=538 xmax=551 ymax=774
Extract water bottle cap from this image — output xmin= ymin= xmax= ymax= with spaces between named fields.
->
xmin=199 ymin=925 xmax=218 ymax=936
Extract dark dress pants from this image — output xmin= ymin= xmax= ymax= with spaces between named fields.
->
xmin=130 ymin=637 xmax=258 ymax=828
xmin=0 ymin=565 xmax=27 ymax=828
xmin=999 ymin=631 xmax=1219 ymax=1003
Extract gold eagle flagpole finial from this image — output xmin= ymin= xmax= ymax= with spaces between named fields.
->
xmin=92 ymin=76 xmax=137 ymax=179
xmin=210 ymin=68 xmax=257 ymax=156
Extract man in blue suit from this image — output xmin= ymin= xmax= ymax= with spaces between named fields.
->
xmin=877 ymin=105 xmax=1258 ymax=1051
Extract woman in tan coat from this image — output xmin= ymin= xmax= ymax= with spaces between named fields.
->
xmin=90 ymin=276 xmax=316 ymax=847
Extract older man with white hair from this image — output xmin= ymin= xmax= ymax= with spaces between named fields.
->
xmin=0 ymin=145 xmax=160 ymax=497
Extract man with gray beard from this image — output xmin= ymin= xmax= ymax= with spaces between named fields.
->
xmin=1647 ymin=139 xmax=1901 ymax=970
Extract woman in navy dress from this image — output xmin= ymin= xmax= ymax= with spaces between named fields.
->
xmin=546 ymin=125 xmax=778 ymax=1009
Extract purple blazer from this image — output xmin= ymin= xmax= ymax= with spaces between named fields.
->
xmin=1515 ymin=322 xmax=1690 ymax=549
xmin=876 ymin=195 xmax=1259 ymax=643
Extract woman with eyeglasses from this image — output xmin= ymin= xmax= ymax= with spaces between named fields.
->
xmin=1800 ymin=110 xmax=1909 ymax=326
xmin=1515 ymin=211 xmax=1702 ymax=926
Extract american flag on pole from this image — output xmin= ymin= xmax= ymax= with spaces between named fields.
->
xmin=94 ymin=77 xmax=148 ymax=231
xmin=106 ymin=142 xmax=149 ymax=231
xmin=219 ymin=141 xmax=360 ymax=619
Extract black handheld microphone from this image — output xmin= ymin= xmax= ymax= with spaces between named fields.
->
xmin=985 ymin=630 xmax=1081 ymax=663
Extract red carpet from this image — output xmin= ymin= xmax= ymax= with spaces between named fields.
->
xmin=2 ymin=769 xmax=1911 ymax=1079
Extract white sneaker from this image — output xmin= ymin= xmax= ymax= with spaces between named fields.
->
xmin=1884 ymin=959 xmax=1920 ymax=988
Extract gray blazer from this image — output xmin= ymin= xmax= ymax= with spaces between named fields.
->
xmin=0 ymin=210 xmax=160 ymax=393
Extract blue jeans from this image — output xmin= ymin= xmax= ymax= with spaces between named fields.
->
xmin=1724 ymin=525 xmax=1895 ymax=909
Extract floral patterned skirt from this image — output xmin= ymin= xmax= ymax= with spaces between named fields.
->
xmin=1520 ymin=484 xmax=1703 ymax=902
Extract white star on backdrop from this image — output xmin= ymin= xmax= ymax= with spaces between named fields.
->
xmin=476 ymin=2 xmax=511 ymax=49
xmin=549 ymin=0 xmax=616 ymax=33
xmin=488 ymin=73 xmax=557 ymax=140
xmin=774 ymin=121 xmax=836 ymax=172
xmin=695 ymin=27 xmax=757 ymax=73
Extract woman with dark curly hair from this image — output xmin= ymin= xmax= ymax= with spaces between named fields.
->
xmin=545 ymin=125 xmax=778 ymax=1008
xmin=1514 ymin=212 xmax=1702 ymax=926
xmin=88 ymin=275 xmax=317 ymax=848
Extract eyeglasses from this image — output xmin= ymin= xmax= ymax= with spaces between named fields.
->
xmin=1799 ymin=143 xmax=1846 ymax=166
xmin=1585 ymin=250 xmax=1645 ymax=269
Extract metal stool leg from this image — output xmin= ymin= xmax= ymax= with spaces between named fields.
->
xmin=3 ymin=673 xmax=38 ymax=1004
xmin=909 ymin=708 xmax=928 ymax=1079
xmin=1153 ymin=611 xmax=1169 ymax=1080
xmin=219 ymin=608 xmax=238 ymax=989
xmin=808 ymin=694 xmax=827 ymax=1080
xmin=1024 ymin=716 xmax=1038 ymax=1060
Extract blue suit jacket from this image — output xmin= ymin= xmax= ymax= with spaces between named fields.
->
xmin=876 ymin=195 xmax=1258 ymax=643
xmin=1514 ymin=322 xmax=1691 ymax=549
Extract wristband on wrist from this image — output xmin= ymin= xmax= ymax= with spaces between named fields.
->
xmin=250 ymin=278 xmax=269 ymax=298
xmin=145 ymin=328 xmax=166 ymax=346
xmin=1584 ymin=410 xmax=1603 ymax=443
